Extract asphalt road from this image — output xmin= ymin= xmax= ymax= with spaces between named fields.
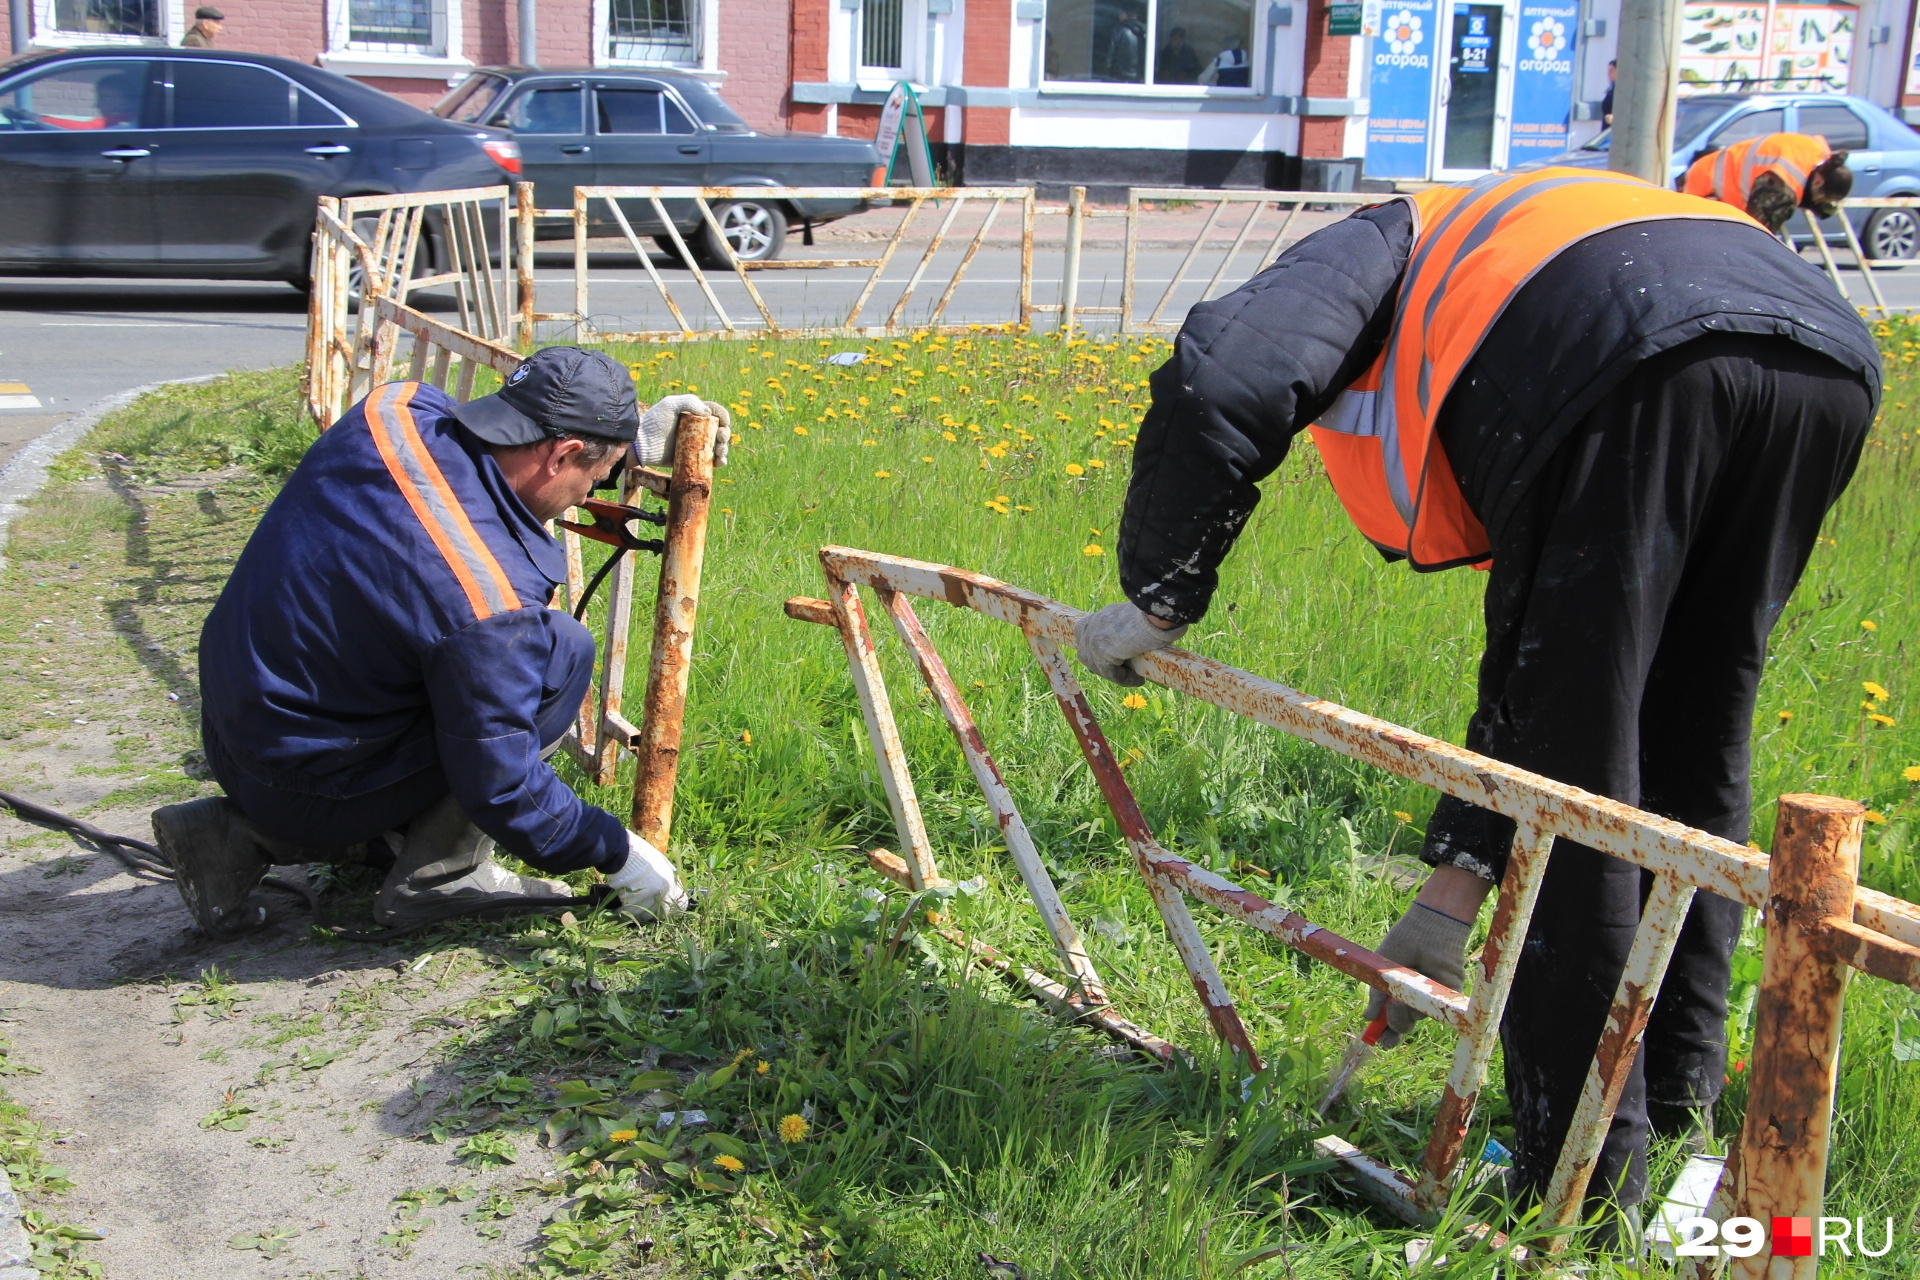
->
xmin=4 ymin=244 xmax=1917 ymax=472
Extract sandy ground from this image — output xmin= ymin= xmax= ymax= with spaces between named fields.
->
xmin=0 ymin=465 xmax=557 ymax=1278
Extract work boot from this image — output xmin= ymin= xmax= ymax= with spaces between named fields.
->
xmin=151 ymin=797 xmax=275 ymax=938
xmin=372 ymin=793 xmax=572 ymax=929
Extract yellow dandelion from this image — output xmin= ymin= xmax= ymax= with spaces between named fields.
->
xmin=1865 ymin=681 xmax=1892 ymax=701
xmin=1082 ymin=544 xmax=1104 ymax=557
xmin=875 ymin=470 xmax=892 ymax=478
xmin=794 ymin=426 xmax=809 ymax=436
xmin=1863 ymin=620 xmax=1879 ymax=632
xmin=779 ymin=1114 xmax=810 ymax=1144
xmin=1871 ymin=713 xmax=1898 ymax=727
xmin=609 ymin=1129 xmax=638 ymax=1143
xmin=1865 ymin=811 xmax=1889 ymax=825
xmin=756 ymin=1060 xmax=770 ymax=1075
xmin=714 ymin=1153 xmax=746 ymax=1173
xmin=921 ymin=455 xmax=934 ymax=462
xmin=741 ymin=730 xmax=752 ymax=745
xmin=1121 ymin=693 xmax=1148 ymax=710
xmin=1065 ymin=463 xmax=1086 ymax=476
xmin=942 ymin=431 xmax=958 ymax=441
xmin=1393 ymin=810 xmax=1413 ymax=823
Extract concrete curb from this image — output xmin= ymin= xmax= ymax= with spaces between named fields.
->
xmin=0 ymin=373 xmax=225 ymax=571
xmin=0 ymin=1167 xmax=36 ymax=1279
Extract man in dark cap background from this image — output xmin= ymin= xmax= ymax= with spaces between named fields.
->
xmin=181 ymin=7 xmax=224 ymax=47
xmin=153 ymin=349 xmax=729 ymax=933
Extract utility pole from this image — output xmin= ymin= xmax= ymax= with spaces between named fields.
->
xmin=519 ymin=0 xmax=537 ymax=66
xmin=11 ymin=0 xmax=30 ymax=56
xmin=1609 ymin=0 xmax=1684 ymax=185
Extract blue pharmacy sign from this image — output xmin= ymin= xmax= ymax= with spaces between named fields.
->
xmin=1366 ymin=0 xmax=1439 ymax=180
xmin=1509 ymin=0 xmax=1578 ymax=163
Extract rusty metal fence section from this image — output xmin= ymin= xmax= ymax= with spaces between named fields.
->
xmin=556 ymin=184 xmax=1036 ymax=341
xmin=1117 ymin=188 xmax=1376 ymax=334
xmin=785 ymin=547 xmax=1920 ymax=1272
xmin=306 ymin=188 xmax=514 ymax=428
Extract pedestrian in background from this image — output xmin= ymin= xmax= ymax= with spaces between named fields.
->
xmin=181 ymin=6 xmax=224 ymax=47
xmin=1602 ymin=59 xmax=1615 ymax=125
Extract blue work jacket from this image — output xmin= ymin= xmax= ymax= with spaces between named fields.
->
xmin=199 ymin=381 xmax=628 ymax=874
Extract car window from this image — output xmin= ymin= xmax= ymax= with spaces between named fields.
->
xmin=170 ymin=61 xmax=298 ymax=128
xmin=438 ymin=73 xmax=508 ymax=123
xmin=598 ymin=87 xmax=664 ymax=134
xmin=497 ymin=86 xmax=583 ymax=135
xmin=1798 ymin=103 xmax=1869 ymax=150
xmin=295 ymin=85 xmax=349 ymax=126
xmin=1707 ymin=107 xmax=1785 ymax=149
xmin=672 ymin=79 xmax=750 ymax=133
xmin=662 ymin=94 xmax=696 ymax=134
xmin=0 ymin=60 xmax=150 ymax=132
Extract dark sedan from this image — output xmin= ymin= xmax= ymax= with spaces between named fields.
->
xmin=436 ymin=68 xmax=880 ymax=264
xmin=0 ymin=48 xmax=517 ymax=286
xmin=1550 ymin=92 xmax=1920 ymax=260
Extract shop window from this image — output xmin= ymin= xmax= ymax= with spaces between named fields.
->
xmin=1044 ymin=0 xmax=1255 ymax=88
xmin=1676 ymin=1 xmax=1856 ymax=95
xmin=608 ymin=0 xmax=701 ymax=64
xmin=342 ymin=0 xmax=445 ymax=53
xmin=862 ymin=0 xmax=905 ymax=72
xmin=36 ymin=0 xmax=171 ymax=43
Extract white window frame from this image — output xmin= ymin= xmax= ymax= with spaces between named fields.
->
xmin=317 ymin=0 xmax=474 ymax=82
xmin=826 ymin=0 xmax=926 ymax=89
xmin=1036 ymin=0 xmax=1267 ymax=96
xmin=593 ymin=0 xmax=726 ymax=79
xmin=31 ymin=0 xmax=182 ymax=48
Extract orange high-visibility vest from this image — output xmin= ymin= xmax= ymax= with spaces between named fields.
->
xmin=1308 ymin=168 xmax=1758 ymax=571
xmin=1682 ymin=132 xmax=1833 ymax=216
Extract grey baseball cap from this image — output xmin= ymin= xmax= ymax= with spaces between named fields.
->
xmin=452 ymin=346 xmax=639 ymax=446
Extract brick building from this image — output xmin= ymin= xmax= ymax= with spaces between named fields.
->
xmin=7 ymin=0 xmax=1920 ymax=187
xmin=1 ymin=0 xmax=793 ymax=129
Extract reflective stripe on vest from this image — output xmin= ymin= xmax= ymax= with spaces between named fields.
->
xmin=1308 ymin=167 xmax=1759 ymax=571
xmin=1683 ymin=132 xmax=1832 ymax=215
xmin=364 ymin=381 xmax=523 ymax=620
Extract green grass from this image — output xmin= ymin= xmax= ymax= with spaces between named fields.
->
xmin=10 ymin=325 xmax=1920 ymax=1277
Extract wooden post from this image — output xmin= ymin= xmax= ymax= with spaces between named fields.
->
xmin=516 ymin=181 xmax=536 ymax=347
xmin=629 ymin=412 xmax=716 ymax=851
xmin=1728 ymin=794 xmax=1862 ymax=1280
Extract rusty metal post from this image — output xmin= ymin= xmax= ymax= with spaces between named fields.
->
xmin=1726 ymin=794 xmax=1863 ymax=1280
xmin=516 ymin=181 xmax=536 ymax=346
xmin=1019 ymin=189 xmax=1035 ymax=329
xmin=1120 ymin=190 xmax=1140 ymax=334
xmin=1061 ymin=184 xmax=1085 ymax=334
xmin=1802 ymin=209 xmax=1851 ymax=302
xmin=573 ymin=186 xmax=590 ymax=336
xmin=629 ymin=411 xmax=717 ymax=851
xmin=1835 ymin=210 xmax=1890 ymax=317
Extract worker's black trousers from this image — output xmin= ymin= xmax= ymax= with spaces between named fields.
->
xmin=1418 ymin=333 xmax=1873 ymax=1209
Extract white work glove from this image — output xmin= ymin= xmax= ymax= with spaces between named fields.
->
xmin=1364 ymin=903 xmax=1471 ymax=1041
xmin=1073 ymin=602 xmax=1187 ymax=688
xmin=636 ymin=395 xmax=732 ymax=468
xmin=606 ymin=830 xmax=689 ymax=918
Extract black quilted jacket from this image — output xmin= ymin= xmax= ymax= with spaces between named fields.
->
xmin=1116 ymin=200 xmax=1882 ymax=625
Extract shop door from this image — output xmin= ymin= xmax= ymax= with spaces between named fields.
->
xmin=1433 ymin=0 xmax=1516 ymax=177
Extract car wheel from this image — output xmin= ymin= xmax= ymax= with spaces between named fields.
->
xmin=1864 ymin=208 xmax=1920 ymax=261
xmin=653 ymin=233 xmax=698 ymax=267
xmin=698 ymin=199 xmax=787 ymax=266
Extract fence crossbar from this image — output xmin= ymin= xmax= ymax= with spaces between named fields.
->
xmin=790 ymin=544 xmax=1920 ymax=1254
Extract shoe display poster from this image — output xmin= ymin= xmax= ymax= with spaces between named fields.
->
xmin=1677 ymin=0 xmax=1855 ymax=96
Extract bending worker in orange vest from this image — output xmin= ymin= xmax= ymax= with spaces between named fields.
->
xmin=1072 ymin=168 xmax=1880 ymax=1242
xmin=1682 ymin=130 xmax=1852 ymax=235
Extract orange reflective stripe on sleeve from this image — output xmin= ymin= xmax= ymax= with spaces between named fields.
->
xmin=364 ymin=382 xmax=523 ymax=621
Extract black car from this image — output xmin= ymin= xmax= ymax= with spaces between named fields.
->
xmin=436 ymin=68 xmax=880 ymax=263
xmin=0 ymin=48 xmax=517 ymax=286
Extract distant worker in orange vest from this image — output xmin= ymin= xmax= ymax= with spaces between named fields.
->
xmin=1683 ymin=131 xmax=1853 ymax=235
xmin=1073 ymin=167 xmax=1880 ymax=1247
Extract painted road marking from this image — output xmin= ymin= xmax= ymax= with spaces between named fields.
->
xmin=0 ymin=382 xmax=42 ymax=409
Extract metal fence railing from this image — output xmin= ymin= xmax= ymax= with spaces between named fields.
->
xmin=785 ymin=548 xmax=1920 ymax=1272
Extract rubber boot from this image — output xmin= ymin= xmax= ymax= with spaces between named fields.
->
xmin=151 ymin=796 xmax=275 ymax=938
xmin=372 ymin=793 xmax=572 ymax=928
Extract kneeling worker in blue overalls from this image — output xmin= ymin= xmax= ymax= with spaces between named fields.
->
xmin=153 ymin=347 xmax=728 ymax=935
